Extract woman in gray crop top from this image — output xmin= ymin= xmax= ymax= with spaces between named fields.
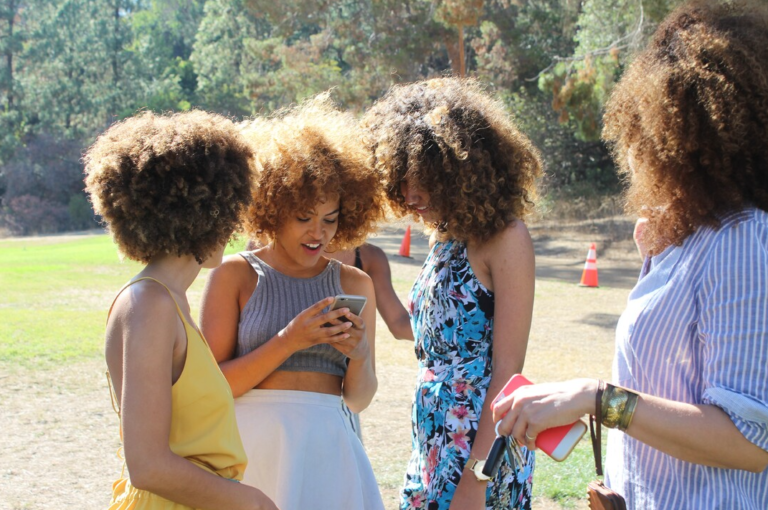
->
xmin=200 ymin=95 xmax=387 ymax=510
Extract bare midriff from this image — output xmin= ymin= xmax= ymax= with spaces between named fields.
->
xmin=255 ymin=370 xmax=343 ymax=396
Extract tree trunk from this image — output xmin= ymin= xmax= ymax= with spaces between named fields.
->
xmin=458 ymin=23 xmax=464 ymax=77
xmin=3 ymin=0 xmax=17 ymax=110
xmin=444 ymin=34 xmax=461 ymax=76
xmin=111 ymin=0 xmax=120 ymax=120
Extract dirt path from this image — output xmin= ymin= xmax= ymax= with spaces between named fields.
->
xmin=0 ymin=223 xmax=641 ymax=510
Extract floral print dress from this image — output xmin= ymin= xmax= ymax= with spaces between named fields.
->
xmin=400 ymin=239 xmax=534 ymax=510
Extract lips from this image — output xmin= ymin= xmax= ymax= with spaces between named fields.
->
xmin=302 ymin=242 xmax=322 ymax=254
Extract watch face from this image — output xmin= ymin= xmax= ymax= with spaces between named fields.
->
xmin=472 ymin=460 xmax=492 ymax=481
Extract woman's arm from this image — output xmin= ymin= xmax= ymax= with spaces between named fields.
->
xmin=496 ymin=217 xmax=768 ymax=472
xmin=114 ymin=288 xmax=277 ymax=510
xmin=336 ymin=266 xmax=378 ymax=413
xmin=360 ymin=244 xmax=413 ymax=341
xmin=450 ymin=223 xmax=536 ymax=510
xmin=200 ymin=257 xmax=352 ymax=397
xmin=494 ymin=379 xmax=768 ymax=472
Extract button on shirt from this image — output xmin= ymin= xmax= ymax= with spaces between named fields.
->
xmin=606 ymin=208 xmax=768 ymax=510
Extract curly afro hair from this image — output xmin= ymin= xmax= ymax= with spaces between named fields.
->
xmin=360 ymin=77 xmax=542 ymax=244
xmin=603 ymin=0 xmax=768 ymax=255
xmin=84 ymin=110 xmax=255 ymax=264
xmin=240 ymin=93 xmax=385 ymax=251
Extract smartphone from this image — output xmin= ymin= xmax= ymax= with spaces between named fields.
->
xmin=328 ymin=294 xmax=367 ymax=323
xmin=492 ymin=374 xmax=587 ymax=462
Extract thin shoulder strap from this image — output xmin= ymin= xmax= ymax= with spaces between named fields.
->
xmin=106 ymin=276 xmax=185 ymax=325
xmin=105 ymin=276 xmax=189 ymax=415
xmin=327 ymin=258 xmax=343 ymax=289
xmin=240 ymin=251 xmax=265 ymax=278
xmin=105 ymin=276 xmax=189 ymax=478
xmin=354 ymin=246 xmax=364 ymax=271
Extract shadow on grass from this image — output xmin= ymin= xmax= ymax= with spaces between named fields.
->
xmin=578 ymin=313 xmax=620 ymax=330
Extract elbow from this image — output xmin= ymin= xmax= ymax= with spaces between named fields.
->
xmin=736 ymin=438 xmax=768 ymax=473
xmin=743 ymin=456 xmax=768 ymax=474
xmin=345 ymin=379 xmax=378 ymax=414
xmin=218 ymin=364 xmax=246 ymax=398
xmin=727 ymin=459 xmax=768 ymax=474
xmin=395 ymin=326 xmax=414 ymax=341
xmin=125 ymin=460 xmax=162 ymax=492
xmin=124 ymin=450 xmax=172 ymax=492
xmin=717 ymin=450 xmax=768 ymax=473
xmin=393 ymin=317 xmax=414 ymax=341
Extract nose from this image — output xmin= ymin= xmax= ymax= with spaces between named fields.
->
xmin=309 ymin=219 xmax=325 ymax=240
xmin=401 ymin=181 xmax=419 ymax=205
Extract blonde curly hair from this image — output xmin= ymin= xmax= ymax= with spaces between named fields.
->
xmin=603 ymin=0 xmax=768 ymax=254
xmin=361 ymin=77 xmax=542 ymax=244
xmin=240 ymin=94 xmax=386 ymax=251
xmin=84 ymin=110 xmax=255 ymax=264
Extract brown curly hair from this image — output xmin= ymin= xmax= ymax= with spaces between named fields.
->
xmin=84 ymin=110 xmax=255 ymax=264
xmin=603 ymin=0 xmax=768 ymax=255
xmin=240 ymin=94 xmax=385 ymax=251
xmin=360 ymin=77 xmax=541 ymax=244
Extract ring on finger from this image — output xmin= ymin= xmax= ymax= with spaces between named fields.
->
xmin=525 ymin=432 xmax=535 ymax=442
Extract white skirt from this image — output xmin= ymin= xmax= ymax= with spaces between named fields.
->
xmin=235 ymin=389 xmax=384 ymax=510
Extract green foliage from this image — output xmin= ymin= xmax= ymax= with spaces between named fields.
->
xmin=191 ymin=0 xmax=269 ymax=115
xmin=20 ymin=0 xmax=134 ymax=137
xmin=540 ymin=57 xmax=619 ymax=142
xmin=0 ymin=0 xmax=23 ymax=113
xmin=67 ymin=193 xmax=96 ymax=230
xmin=509 ymin=87 xmax=617 ymax=194
xmin=538 ymin=0 xmax=685 ymax=142
xmin=128 ymin=0 xmax=205 ymax=112
xmin=0 ymin=0 xmax=690 ymax=234
xmin=0 ymin=108 xmax=22 ymax=167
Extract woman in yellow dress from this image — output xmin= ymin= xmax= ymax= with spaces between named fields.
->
xmin=84 ymin=110 xmax=278 ymax=510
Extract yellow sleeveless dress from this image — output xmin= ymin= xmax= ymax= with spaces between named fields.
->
xmin=107 ymin=277 xmax=247 ymax=510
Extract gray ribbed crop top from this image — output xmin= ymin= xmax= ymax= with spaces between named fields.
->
xmin=236 ymin=252 xmax=348 ymax=377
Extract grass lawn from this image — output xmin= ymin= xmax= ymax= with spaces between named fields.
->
xmin=0 ymin=231 xmax=628 ymax=509
xmin=0 ymin=234 xmax=247 ymax=365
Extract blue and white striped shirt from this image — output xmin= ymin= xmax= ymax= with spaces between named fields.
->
xmin=605 ymin=208 xmax=768 ymax=509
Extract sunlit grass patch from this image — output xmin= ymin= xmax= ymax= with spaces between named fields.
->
xmin=0 ymin=309 xmax=105 ymax=364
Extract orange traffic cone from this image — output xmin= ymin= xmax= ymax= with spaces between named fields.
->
xmin=579 ymin=243 xmax=599 ymax=287
xmin=398 ymin=225 xmax=412 ymax=258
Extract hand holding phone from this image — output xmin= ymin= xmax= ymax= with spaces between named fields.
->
xmin=323 ymin=294 xmax=367 ymax=327
xmin=490 ymin=374 xmax=587 ymax=462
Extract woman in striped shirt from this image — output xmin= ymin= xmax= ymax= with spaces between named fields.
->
xmin=493 ymin=1 xmax=768 ymax=509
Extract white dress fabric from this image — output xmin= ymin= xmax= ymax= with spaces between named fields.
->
xmin=235 ymin=389 xmax=385 ymax=510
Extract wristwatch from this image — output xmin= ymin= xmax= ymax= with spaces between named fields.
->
xmin=466 ymin=457 xmax=492 ymax=481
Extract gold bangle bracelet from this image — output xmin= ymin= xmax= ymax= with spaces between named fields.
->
xmin=601 ymin=384 xmax=639 ymax=431
xmin=619 ymin=389 xmax=639 ymax=431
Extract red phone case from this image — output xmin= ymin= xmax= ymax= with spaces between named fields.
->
xmin=492 ymin=374 xmax=587 ymax=461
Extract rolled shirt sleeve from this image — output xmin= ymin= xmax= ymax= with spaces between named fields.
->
xmin=699 ymin=213 xmax=768 ymax=452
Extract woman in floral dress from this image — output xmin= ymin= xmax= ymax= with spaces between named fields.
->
xmin=361 ymin=78 xmax=542 ymax=510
